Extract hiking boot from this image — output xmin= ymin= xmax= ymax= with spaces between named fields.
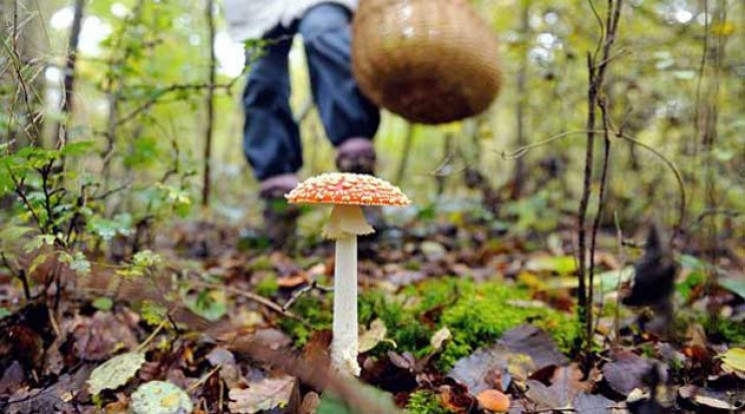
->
xmin=335 ymin=137 xmax=376 ymax=175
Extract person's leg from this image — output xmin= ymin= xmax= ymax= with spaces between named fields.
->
xmin=242 ymin=25 xmax=301 ymax=248
xmin=298 ymin=3 xmax=380 ymax=174
xmin=243 ymin=25 xmax=301 ymax=187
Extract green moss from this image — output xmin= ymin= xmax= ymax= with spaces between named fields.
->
xmin=437 ymin=279 xmax=576 ymax=371
xmin=359 ymin=289 xmax=435 ymax=354
xmin=361 ymin=277 xmax=575 ymax=372
xmin=704 ymin=316 xmax=745 ymax=345
xmin=255 ymin=273 xmax=279 ymax=297
xmin=405 ymin=390 xmax=453 ymax=414
xmin=280 ymin=276 xmax=575 ymax=368
xmin=279 ymin=295 xmax=333 ymax=345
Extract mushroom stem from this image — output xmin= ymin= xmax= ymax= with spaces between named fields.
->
xmin=332 ymin=234 xmax=361 ymax=376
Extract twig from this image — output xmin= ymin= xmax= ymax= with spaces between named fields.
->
xmin=695 ymin=209 xmax=745 ymax=224
xmin=496 ymin=129 xmax=608 ymax=159
xmin=136 ymin=319 xmax=167 ymax=353
xmin=282 ymin=279 xmax=333 ymax=312
xmin=202 ymin=0 xmax=217 ymax=207
xmin=588 ymin=97 xmax=613 ymax=346
xmin=188 ymin=364 xmax=221 ymax=392
xmin=192 ymin=281 xmax=307 ymax=325
xmin=617 ymin=133 xmax=686 ymax=240
xmin=612 ymin=212 xmax=625 ymax=346
xmin=8 ymin=172 xmax=43 ymax=231
xmin=113 ymin=81 xmax=238 ymax=129
xmin=577 ymin=0 xmax=623 ymax=375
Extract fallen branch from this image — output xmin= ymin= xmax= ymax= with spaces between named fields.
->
xmin=192 ymin=281 xmax=307 ymax=325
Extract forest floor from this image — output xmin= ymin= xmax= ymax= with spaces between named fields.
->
xmin=1 ymin=211 xmax=745 ymax=413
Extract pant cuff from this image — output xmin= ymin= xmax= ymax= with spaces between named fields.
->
xmin=259 ymin=173 xmax=299 ymax=198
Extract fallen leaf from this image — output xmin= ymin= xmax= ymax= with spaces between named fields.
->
xmin=572 ymin=392 xmax=615 ymax=414
xmin=0 ymin=361 xmax=25 ymax=395
xmin=68 ymin=311 xmax=139 ymax=361
xmin=678 ymin=385 xmax=744 ymax=411
xmin=498 ymin=324 xmax=568 ymax=369
xmin=206 ymin=347 xmax=240 ymax=387
xmin=448 ymin=345 xmax=514 ymax=395
xmin=719 ymin=348 xmax=745 ymax=372
xmin=526 ymin=365 xmax=589 ymax=409
xmin=420 ymin=241 xmax=447 ymax=262
xmin=525 ymin=255 xmax=577 ymax=275
xmin=476 ymin=389 xmax=510 ymax=412
xmin=130 ymin=381 xmax=194 ymax=414
xmin=87 ymin=352 xmax=146 ymax=395
xmin=359 ymin=319 xmax=388 ymax=353
xmin=602 ymin=351 xmax=666 ymax=397
xmin=430 ymin=326 xmax=452 ymax=351
xmin=228 ymin=375 xmax=297 ymax=414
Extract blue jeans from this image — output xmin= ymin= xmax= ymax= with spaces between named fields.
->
xmin=242 ymin=3 xmax=380 ymax=182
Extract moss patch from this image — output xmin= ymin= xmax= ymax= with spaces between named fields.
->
xmin=359 ymin=277 xmax=575 ymax=371
xmin=405 ymin=390 xmax=453 ymax=414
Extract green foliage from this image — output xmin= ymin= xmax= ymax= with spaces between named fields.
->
xmin=359 ymin=278 xmax=574 ymax=371
xmin=280 ymin=295 xmax=333 ymax=346
xmin=92 ymin=297 xmax=114 ymax=311
xmin=359 ymin=289 xmax=435 ymax=355
xmin=255 ymin=274 xmax=279 ymax=297
xmin=704 ymin=316 xmax=745 ymax=345
xmin=405 ymin=390 xmax=452 ymax=414
xmin=437 ymin=279 xmax=575 ymax=370
xmin=140 ymin=300 xmax=169 ymax=327
xmin=183 ymin=289 xmax=227 ymax=322
xmin=118 ymin=250 xmax=162 ymax=277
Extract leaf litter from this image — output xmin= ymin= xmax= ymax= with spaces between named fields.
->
xmin=1 ymin=218 xmax=745 ymax=413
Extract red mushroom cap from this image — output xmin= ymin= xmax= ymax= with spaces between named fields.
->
xmin=285 ymin=173 xmax=411 ymax=206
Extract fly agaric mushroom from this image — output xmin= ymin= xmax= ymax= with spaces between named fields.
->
xmin=285 ymin=173 xmax=410 ymax=375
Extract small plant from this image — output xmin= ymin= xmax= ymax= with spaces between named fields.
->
xmin=406 ymin=390 xmax=452 ymax=414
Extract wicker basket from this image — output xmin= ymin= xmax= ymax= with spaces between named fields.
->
xmin=352 ymin=0 xmax=502 ymax=124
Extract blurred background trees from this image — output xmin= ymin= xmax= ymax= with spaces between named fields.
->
xmin=1 ymin=0 xmax=743 ymax=245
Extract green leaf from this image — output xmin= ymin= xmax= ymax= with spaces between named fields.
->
xmin=719 ymin=278 xmax=745 ymax=300
xmin=60 ymin=141 xmax=94 ymax=157
xmin=677 ymin=272 xmax=706 ymax=301
xmin=23 ymin=235 xmax=56 ymax=253
xmin=60 ymin=251 xmax=91 ymax=276
xmin=92 ymin=297 xmax=114 ymax=311
xmin=183 ymin=289 xmax=227 ymax=322
xmin=130 ymin=381 xmax=194 ymax=414
xmin=141 ymin=300 xmax=168 ymax=326
xmin=0 ymin=307 xmax=10 ymax=320
xmin=87 ymin=352 xmax=146 ymax=395
xmin=28 ymin=251 xmax=53 ymax=275
xmin=525 ymin=255 xmax=577 ymax=275
xmin=679 ymin=254 xmax=710 ymax=271
xmin=719 ymin=348 xmax=745 ymax=372
xmin=133 ymin=250 xmax=162 ymax=268
xmin=88 ymin=214 xmax=132 ymax=241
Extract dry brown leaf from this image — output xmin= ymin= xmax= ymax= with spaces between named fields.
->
xmin=228 ymin=375 xmax=298 ymax=414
